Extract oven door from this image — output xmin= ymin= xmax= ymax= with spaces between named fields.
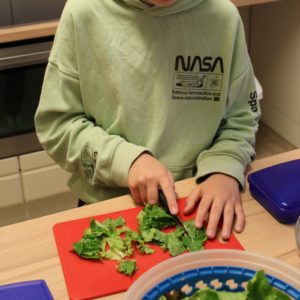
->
xmin=0 ymin=38 xmax=52 ymax=159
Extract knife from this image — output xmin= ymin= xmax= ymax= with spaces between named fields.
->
xmin=158 ymin=190 xmax=191 ymax=237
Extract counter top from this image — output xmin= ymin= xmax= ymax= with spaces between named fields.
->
xmin=0 ymin=149 xmax=299 ymax=299
xmin=0 ymin=0 xmax=282 ymax=43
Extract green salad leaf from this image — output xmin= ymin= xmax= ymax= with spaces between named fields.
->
xmin=117 ymin=259 xmax=137 ymax=277
xmin=246 ymin=270 xmax=291 ymax=300
xmin=138 ymin=204 xmax=177 ymax=231
xmin=160 ymin=270 xmax=291 ymax=300
xmin=73 ymin=237 xmax=102 ymax=259
xmin=137 ymin=205 xmax=207 ymax=257
xmin=73 ymin=204 xmax=207 ymax=276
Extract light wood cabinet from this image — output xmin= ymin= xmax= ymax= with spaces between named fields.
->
xmin=0 ymin=157 xmax=19 ymax=176
xmin=0 ymin=174 xmax=23 ymax=207
xmin=0 ymin=151 xmax=74 ymax=213
xmin=0 ymin=151 xmax=77 ymax=226
xmin=0 ymin=157 xmax=23 ymax=208
xmin=22 ymin=164 xmax=71 ymax=202
xmin=19 ymin=150 xmax=55 ymax=171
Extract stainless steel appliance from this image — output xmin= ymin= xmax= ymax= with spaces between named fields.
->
xmin=0 ymin=37 xmax=53 ymax=158
xmin=0 ymin=0 xmax=66 ymax=159
xmin=0 ymin=0 xmax=66 ymax=27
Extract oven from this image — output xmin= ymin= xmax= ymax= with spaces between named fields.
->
xmin=0 ymin=36 xmax=53 ymax=159
xmin=0 ymin=0 xmax=67 ymax=159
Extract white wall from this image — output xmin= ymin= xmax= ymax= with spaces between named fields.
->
xmin=250 ymin=0 xmax=300 ymax=147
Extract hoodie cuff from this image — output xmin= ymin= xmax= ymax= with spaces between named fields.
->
xmin=195 ymin=155 xmax=246 ymax=189
xmin=108 ymin=140 xmax=152 ymax=187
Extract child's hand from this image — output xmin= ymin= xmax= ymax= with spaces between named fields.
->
xmin=128 ymin=153 xmax=178 ymax=214
xmin=183 ymin=173 xmax=245 ymax=240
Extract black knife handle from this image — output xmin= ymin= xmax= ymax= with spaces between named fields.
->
xmin=158 ymin=190 xmax=170 ymax=214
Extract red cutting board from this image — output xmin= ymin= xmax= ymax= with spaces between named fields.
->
xmin=53 ymin=198 xmax=243 ymax=300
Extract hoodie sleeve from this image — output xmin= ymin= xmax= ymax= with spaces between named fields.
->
xmin=35 ymin=4 xmax=151 ymax=188
xmin=195 ymin=17 xmax=261 ymax=188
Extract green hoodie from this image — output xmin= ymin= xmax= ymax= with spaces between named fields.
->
xmin=35 ymin=0 xmax=260 ymax=203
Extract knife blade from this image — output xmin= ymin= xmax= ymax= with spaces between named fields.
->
xmin=158 ymin=190 xmax=191 ymax=236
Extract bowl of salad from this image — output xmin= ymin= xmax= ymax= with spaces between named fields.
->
xmin=124 ymin=249 xmax=300 ymax=300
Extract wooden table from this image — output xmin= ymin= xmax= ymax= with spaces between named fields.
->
xmin=0 ymin=0 xmax=282 ymax=43
xmin=0 ymin=149 xmax=299 ymax=299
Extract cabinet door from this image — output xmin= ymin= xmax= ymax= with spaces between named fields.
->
xmin=0 ymin=157 xmax=23 ymax=208
xmin=0 ymin=157 xmax=19 ymax=177
xmin=0 ymin=174 xmax=23 ymax=207
xmin=11 ymin=0 xmax=67 ymax=25
xmin=0 ymin=0 xmax=12 ymax=27
xmin=19 ymin=150 xmax=54 ymax=172
xmin=21 ymin=165 xmax=71 ymax=202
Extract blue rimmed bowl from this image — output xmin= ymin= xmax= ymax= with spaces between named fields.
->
xmin=124 ymin=249 xmax=300 ymax=300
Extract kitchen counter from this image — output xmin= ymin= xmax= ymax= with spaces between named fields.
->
xmin=0 ymin=0 xmax=282 ymax=43
xmin=0 ymin=149 xmax=299 ymax=299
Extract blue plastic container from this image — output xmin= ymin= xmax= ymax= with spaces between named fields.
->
xmin=0 ymin=280 xmax=53 ymax=300
xmin=248 ymin=159 xmax=300 ymax=224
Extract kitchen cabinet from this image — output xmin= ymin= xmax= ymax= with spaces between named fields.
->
xmin=0 ymin=174 xmax=23 ymax=207
xmin=19 ymin=151 xmax=71 ymax=202
xmin=0 ymin=0 xmax=12 ymax=27
xmin=0 ymin=157 xmax=23 ymax=208
xmin=0 ymin=151 xmax=77 ymax=226
xmin=11 ymin=0 xmax=66 ymax=25
xmin=22 ymin=165 xmax=71 ymax=202
xmin=19 ymin=150 xmax=54 ymax=171
xmin=0 ymin=156 xmax=19 ymax=176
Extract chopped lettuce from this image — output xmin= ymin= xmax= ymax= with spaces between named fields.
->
xmin=73 ymin=204 xmax=207 ymax=276
xmin=160 ymin=271 xmax=291 ymax=300
xmin=138 ymin=205 xmax=207 ymax=256
xmin=117 ymin=259 xmax=137 ymax=277
xmin=138 ymin=204 xmax=177 ymax=231
xmin=246 ymin=270 xmax=291 ymax=300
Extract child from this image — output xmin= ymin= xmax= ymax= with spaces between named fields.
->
xmin=35 ymin=0 xmax=260 ymax=240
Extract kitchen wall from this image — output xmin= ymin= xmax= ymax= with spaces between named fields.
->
xmin=238 ymin=6 xmax=251 ymax=44
xmin=250 ymin=0 xmax=300 ymax=147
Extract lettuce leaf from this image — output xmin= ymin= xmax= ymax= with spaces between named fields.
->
xmin=117 ymin=259 xmax=136 ymax=277
xmin=138 ymin=204 xmax=177 ymax=231
xmin=162 ymin=270 xmax=291 ymax=300
xmin=246 ymin=270 xmax=291 ymax=300
xmin=73 ymin=204 xmax=207 ymax=276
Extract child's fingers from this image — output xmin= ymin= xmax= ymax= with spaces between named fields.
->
xmin=167 ymin=171 xmax=175 ymax=189
xmin=130 ymin=187 xmax=142 ymax=204
xmin=221 ymin=202 xmax=235 ymax=240
xmin=137 ymin=185 xmax=147 ymax=204
xmin=147 ymin=182 xmax=158 ymax=205
xmin=205 ymin=198 xmax=225 ymax=239
xmin=234 ymin=203 xmax=245 ymax=233
xmin=128 ymin=175 xmax=146 ymax=204
xmin=183 ymin=187 xmax=202 ymax=215
xmin=194 ymin=195 xmax=213 ymax=229
xmin=160 ymin=178 xmax=177 ymax=215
